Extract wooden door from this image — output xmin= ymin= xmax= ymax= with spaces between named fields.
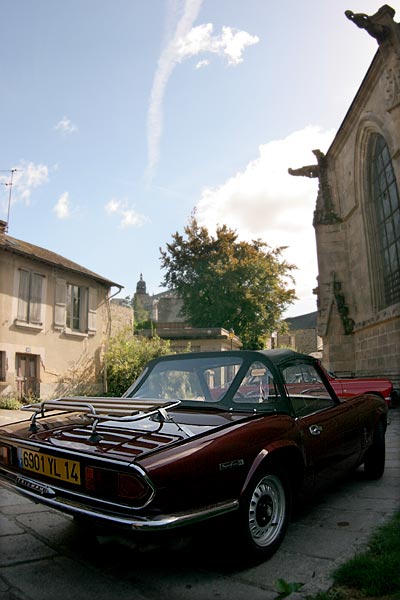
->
xmin=16 ymin=354 xmax=40 ymax=399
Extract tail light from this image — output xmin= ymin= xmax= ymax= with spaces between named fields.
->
xmin=0 ymin=445 xmax=10 ymax=465
xmin=84 ymin=466 xmax=151 ymax=504
xmin=118 ymin=473 xmax=148 ymax=500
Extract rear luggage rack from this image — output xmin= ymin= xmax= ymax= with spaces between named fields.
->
xmin=22 ymin=397 xmax=181 ymax=443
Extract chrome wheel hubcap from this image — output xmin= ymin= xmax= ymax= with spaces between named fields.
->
xmin=248 ymin=474 xmax=286 ymax=547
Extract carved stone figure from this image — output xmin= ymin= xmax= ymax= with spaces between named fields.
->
xmin=288 ymin=150 xmax=340 ymax=225
xmin=332 ymin=273 xmax=355 ymax=335
xmin=345 ymin=7 xmax=392 ymax=42
xmin=345 ymin=5 xmax=400 ymax=110
xmin=288 ymin=165 xmax=319 ymax=178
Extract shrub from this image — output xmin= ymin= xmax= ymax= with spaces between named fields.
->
xmin=105 ymin=328 xmax=173 ymax=396
xmin=0 ymin=397 xmax=23 ymax=410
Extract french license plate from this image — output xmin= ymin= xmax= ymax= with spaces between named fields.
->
xmin=17 ymin=447 xmax=81 ymax=485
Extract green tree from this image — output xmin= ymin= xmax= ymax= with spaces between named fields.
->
xmin=105 ymin=327 xmax=172 ymax=396
xmin=160 ymin=216 xmax=297 ymax=349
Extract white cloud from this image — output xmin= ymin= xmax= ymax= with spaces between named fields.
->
xmin=54 ymin=116 xmax=78 ymax=135
xmin=53 ymin=192 xmax=70 ymax=219
xmin=120 ymin=209 xmax=147 ymax=229
xmin=219 ymin=27 xmax=260 ymax=65
xmin=174 ymin=24 xmax=259 ymax=65
xmin=195 ymin=59 xmax=209 ymax=69
xmin=0 ymin=162 xmax=49 ymax=216
xmin=105 ymin=198 xmax=122 ymax=214
xmin=104 ymin=198 xmax=148 ymax=228
xmin=145 ymin=0 xmax=259 ymax=181
xmin=195 ymin=126 xmax=336 ymax=315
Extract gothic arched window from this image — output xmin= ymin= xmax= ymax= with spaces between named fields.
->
xmin=369 ymin=134 xmax=400 ymax=307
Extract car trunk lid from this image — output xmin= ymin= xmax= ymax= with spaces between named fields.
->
xmin=1 ymin=406 xmax=253 ymax=463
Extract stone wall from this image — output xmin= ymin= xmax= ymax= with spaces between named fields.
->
xmin=110 ymin=302 xmax=133 ymax=336
xmin=354 ymin=312 xmax=400 ymax=383
xmin=276 ymin=328 xmax=320 ymax=355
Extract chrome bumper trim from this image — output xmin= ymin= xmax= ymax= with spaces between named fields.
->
xmin=0 ymin=470 xmax=239 ymax=531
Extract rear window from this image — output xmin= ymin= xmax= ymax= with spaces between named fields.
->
xmin=130 ymin=356 xmax=243 ymax=403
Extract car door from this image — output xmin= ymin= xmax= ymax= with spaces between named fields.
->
xmin=282 ymin=361 xmax=362 ymax=489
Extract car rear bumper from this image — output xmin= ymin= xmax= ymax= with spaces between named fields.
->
xmin=0 ymin=468 xmax=239 ymax=531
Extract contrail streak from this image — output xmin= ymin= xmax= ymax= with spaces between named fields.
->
xmin=145 ymin=0 xmax=203 ymax=184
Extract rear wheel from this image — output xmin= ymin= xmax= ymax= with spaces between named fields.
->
xmin=238 ymin=469 xmax=291 ymax=560
xmin=364 ymin=420 xmax=386 ymax=479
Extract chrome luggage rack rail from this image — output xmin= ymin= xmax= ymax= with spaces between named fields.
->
xmin=22 ymin=397 xmax=181 ymax=442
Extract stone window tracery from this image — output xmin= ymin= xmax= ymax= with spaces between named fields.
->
xmin=368 ymin=133 xmax=400 ymax=308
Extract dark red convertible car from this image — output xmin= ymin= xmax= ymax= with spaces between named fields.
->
xmin=319 ymin=363 xmax=395 ymax=407
xmin=0 ymin=349 xmax=388 ymax=561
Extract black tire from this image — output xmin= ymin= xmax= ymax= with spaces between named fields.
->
xmin=364 ymin=420 xmax=386 ymax=479
xmin=237 ymin=468 xmax=291 ymax=560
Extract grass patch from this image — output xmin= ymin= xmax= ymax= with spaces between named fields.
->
xmin=0 ymin=397 xmax=23 ymax=410
xmin=305 ymin=592 xmax=343 ymax=600
xmin=332 ymin=510 xmax=400 ymax=598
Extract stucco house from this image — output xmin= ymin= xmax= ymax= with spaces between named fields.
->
xmin=0 ymin=221 xmax=122 ymax=400
xmin=289 ymin=5 xmax=400 ymax=390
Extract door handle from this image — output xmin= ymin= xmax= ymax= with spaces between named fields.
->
xmin=309 ymin=424 xmax=323 ymax=436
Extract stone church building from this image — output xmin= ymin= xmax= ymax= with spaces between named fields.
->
xmin=290 ymin=5 xmax=399 ymax=389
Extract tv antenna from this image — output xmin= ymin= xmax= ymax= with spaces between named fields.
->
xmin=0 ymin=168 xmax=21 ymax=232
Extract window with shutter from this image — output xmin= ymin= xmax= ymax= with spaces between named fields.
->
xmin=66 ymin=284 xmax=81 ymax=331
xmin=79 ymin=287 xmax=89 ymax=333
xmin=30 ymin=273 xmax=44 ymax=324
xmin=88 ymin=287 xmax=97 ymax=333
xmin=17 ymin=269 xmax=30 ymax=322
xmin=16 ymin=269 xmax=44 ymax=326
xmin=0 ymin=351 xmax=6 ymax=382
xmin=61 ymin=282 xmax=96 ymax=335
xmin=54 ymin=279 xmax=67 ymax=328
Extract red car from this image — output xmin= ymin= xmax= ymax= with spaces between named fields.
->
xmin=318 ymin=363 xmax=395 ymax=407
xmin=0 ymin=349 xmax=388 ymax=562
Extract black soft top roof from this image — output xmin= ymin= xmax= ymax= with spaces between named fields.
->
xmin=146 ymin=348 xmax=315 ymax=369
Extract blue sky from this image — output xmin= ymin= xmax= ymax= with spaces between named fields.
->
xmin=0 ymin=0 xmax=389 ymax=318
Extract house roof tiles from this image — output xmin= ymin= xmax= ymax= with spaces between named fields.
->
xmin=0 ymin=231 xmax=121 ymax=288
xmin=285 ymin=311 xmax=317 ymax=330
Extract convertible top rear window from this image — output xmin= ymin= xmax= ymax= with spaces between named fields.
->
xmin=129 ymin=355 xmax=244 ymax=403
xmin=127 ymin=354 xmax=290 ymax=413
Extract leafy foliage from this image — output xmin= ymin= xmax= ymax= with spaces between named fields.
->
xmin=0 ymin=397 xmax=23 ymax=410
xmin=105 ymin=327 xmax=172 ymax=396
xmin=274 ymin=578 xmax=304 ymax=599
xmin=160 ymin=216 xmax=297 ymax=349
